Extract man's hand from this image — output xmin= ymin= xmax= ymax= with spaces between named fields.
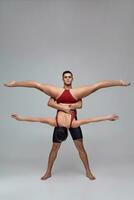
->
xmin=63 ymin=105 xmax=72 ymax=113
xmin=68 ymin=99 xmax=82 ymax=110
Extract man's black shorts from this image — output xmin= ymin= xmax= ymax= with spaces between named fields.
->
xmin=52 ymin=116 xmax=83 ymax=143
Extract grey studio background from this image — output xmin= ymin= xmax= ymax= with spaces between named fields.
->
xmin=0 ymin=0 xmax=134 ymax=200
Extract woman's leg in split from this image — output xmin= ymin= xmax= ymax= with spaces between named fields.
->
xmin=71 ymin=80 xmax=131 ymax=100
xmin=4 ymin=80 xmax=60 ymax=99
xmin=72 ymin=114 xmax=119 ymax=127
xmin=11 ymin=113 xmax=57 ymax=126
xmin=41 ymin=142 xmax=61 ymax=180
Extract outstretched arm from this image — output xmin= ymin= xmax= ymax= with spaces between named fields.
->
xmin=48 ymin=97 xmax=82 ymax=113
xmin=11 ymin=113 xmax=56 ymax=127
xmin=71 ymin=114 xmax=119 ymax=128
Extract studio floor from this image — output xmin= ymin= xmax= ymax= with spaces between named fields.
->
xmin=1 ymin=160 xmax=133 ymax=200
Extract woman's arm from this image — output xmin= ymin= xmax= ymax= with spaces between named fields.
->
xmin=11 ymin=113 xmax=56 ymax=126
xmin=47 ymin=97 xmax=82 ymax=113
xmin=71 ymin=114 xmax=119 ymax=128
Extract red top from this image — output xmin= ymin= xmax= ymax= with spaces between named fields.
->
xmin=56 ymin=89 xmax=78 ymax=104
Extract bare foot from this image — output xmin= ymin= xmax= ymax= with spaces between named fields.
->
xmin=86 ymin=171 xmax=96 ymax=180
xmin=11 ymin=113 xmax=21 ymax=121
xmin=40 ymin=172 xmax=52 ymax=180
xmin=4 ymin=80 xmax=16 ymax=87
xmin=120 ymin=80 xmax=131 ymax=86
xmin=108 ymin=114 xmax=119 ymax=121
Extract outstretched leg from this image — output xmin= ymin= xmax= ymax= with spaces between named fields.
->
xmin=11 ymin=113 xmax=57 ymax=127
xmin=74 ymin=139 xmax=96 ymax=180
xmin=71 ymin=80 xmax=131 ymax=100
xmin=4 ymin=80 xmax=61 ymax=99
xmin=71 ymin=114 xmax=119 ymax=128
xmin=41 ymin=142 xmax=61 ymax=180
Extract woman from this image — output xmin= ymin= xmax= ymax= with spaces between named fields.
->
xmin=4 ymin=79 xmax=130 ymax=102
xmin=11 ymin=111 xmax=119 ymax=132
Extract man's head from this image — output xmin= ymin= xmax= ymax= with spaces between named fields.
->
xmin=62 ymin=70 xmax=73 ymax=86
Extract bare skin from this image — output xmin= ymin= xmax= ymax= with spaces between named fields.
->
xmin=11 ymin=113 xmax=119 ymax=128
xmin=3 ymin=79 xmax=131 ymax=102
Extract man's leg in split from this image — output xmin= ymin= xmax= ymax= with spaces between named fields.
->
xmin=41 ymin=142 xmax=61 ymax=180
xmin=4 ymin=80 xmax=60 ymax=99
xmin=73 ymin=139 xmax=96 ymax=180
xmin=71 ymin=80 xmax=131 ymax=100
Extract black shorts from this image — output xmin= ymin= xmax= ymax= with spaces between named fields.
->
xmin=52 ymin=116 xmax=83 ymax=143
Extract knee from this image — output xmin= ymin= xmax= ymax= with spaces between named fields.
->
xmin=34 ymin=81 xmax=42 ymax=89
xmin=77 ymin=147 xmax=85 ymax=154
xmin=52 ymin=144 xmax=61 ymax=152
xmin=75 ymin=143 xmax=85 ymax=153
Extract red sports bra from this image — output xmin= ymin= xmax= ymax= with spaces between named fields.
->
xmin=56 ymin=89 xmax=78 ymax=104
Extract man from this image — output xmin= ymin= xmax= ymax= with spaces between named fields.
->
xmin=41 ymin=71 xmax=96 ymax=180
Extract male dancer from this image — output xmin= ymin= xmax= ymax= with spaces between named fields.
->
xmin=45 ymin=71 xmax=96 ymax=180
xmin=4 ymin=72 xmax=130 ymax=180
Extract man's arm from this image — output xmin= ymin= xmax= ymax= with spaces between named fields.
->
xmin=68 ymin=99 xmax=82 ymax=110
xmin=47 ymin=97 xmax=82 ymax=113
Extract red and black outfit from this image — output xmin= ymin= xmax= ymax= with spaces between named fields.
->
xmin=53 ymin=89 xmax=83 ymax=143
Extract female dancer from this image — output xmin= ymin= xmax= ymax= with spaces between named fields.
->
xmin=11 ymin=111 xmax=119 ymax=141
xmin=11 ymin=111 xmax=119 ymax=129
xmin=4 ymin=79 xmax=131 ymax=102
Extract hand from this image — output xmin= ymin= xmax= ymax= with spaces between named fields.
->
xmin=11 ymin=113 xmax=22 ymax=121
xmin=64 ymin=105 xmax=71 ymax=114
xmin=107 ymin=114 xmax=119 ymax=121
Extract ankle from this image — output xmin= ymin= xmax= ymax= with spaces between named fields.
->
xmin=45 ymin=170 xmax=51 ymax=174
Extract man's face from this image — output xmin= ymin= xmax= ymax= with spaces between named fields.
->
xmin=62 ymin=73 xmax=73 ymax=86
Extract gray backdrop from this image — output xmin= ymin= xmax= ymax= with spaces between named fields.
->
xmin=0 ymin=0 xmax=134 ymax=200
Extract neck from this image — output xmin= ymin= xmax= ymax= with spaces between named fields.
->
xmin=63 ymin=84 xmax=72 ymax=89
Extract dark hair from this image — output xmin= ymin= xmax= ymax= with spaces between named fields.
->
xmin=62 ymin=70 xmax=73 ymax=78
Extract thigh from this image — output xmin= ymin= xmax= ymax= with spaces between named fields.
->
xmin=70 ymin=83 xmax=100 ymax=100
xmin=38 ymin=84 xmax=63 ymax=99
